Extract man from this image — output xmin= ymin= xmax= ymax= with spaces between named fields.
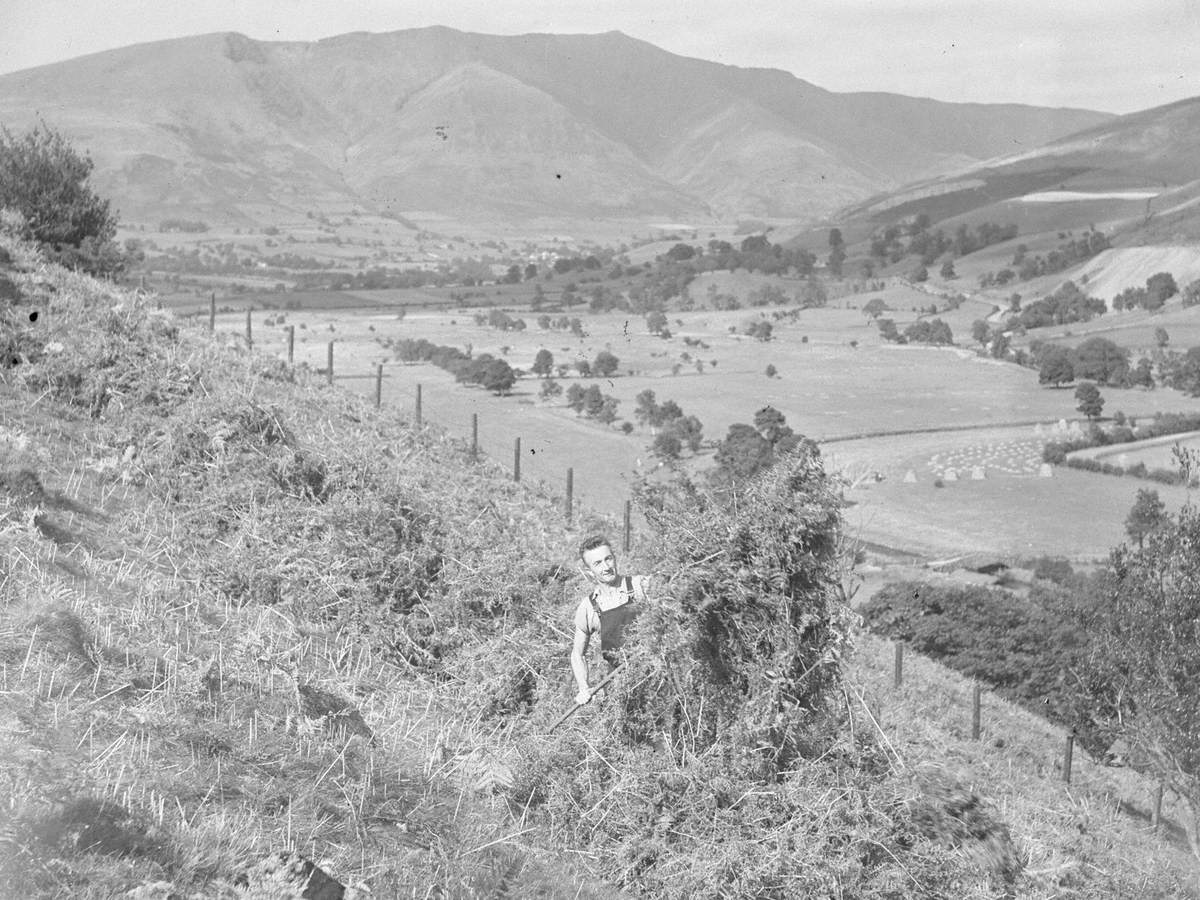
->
xmin=570 ymin=534 xmax=652 ymax=706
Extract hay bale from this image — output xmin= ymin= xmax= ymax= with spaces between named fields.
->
xmin=944 ymin=468 xmax=958 ymax=482
xmin=903 ymin=470 xmax=917 ymax=483
xmin=971 ymin=466 xmax=986 ymax=480
xmin=1039 ymin=463 xmax=1053 ymax=478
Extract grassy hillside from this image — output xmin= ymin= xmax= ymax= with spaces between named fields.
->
xmin=1 ymin=226 xmax=1197 ymax=898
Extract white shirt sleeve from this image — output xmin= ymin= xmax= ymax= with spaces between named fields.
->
xmin=573 ymin=598 xmax=599 ymax=635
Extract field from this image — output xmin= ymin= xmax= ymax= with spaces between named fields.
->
xmin=214 ymin=291 xmax=1200 ymax=560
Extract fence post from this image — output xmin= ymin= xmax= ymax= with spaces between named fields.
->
xmin=893 ymin=643 xmax=903 ymax=688
xmin=1152 ymin=784 xmax=1164 ymax=831
xmin=209 ymin=292 xmax=216 ymax=332
xmin=623 ymin=500 xmax=632 ymax=553
xmin=971 ymin=683 xmax=982 ymax=740
xmin=374 ymin=363 xmax=383 ymax=409
xmin=245 ymin=308 xmax=252 ymax=348
xmin=471 ymin=413 xmax=478 ymax=459
xmin=287 ymin=325 xmax=295 ymax=364
xmin=513 ymin=437 xmax=521 ymax=482
xmin=416 ymin=384 xmax=423 ymax=426
xmin=565 ymin=467 xmax=574 ymax=522
xmin=326 ymin=341 xmax=334 ymax=386
xmin=1062 ymin=734 xmax=1075 ymax=784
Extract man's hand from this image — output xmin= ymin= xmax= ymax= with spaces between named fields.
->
xmin=575 ymin=688 xmax=592 ymax=706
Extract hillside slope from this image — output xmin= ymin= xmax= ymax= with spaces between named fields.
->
xmin=0 ymin=28 xmax=1111 ymax=225
xmin=1 ymin=226 xmax=1196 ymax=897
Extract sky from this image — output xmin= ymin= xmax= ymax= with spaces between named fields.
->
xmin=1 ymin=0 xmax=1198 ymax=114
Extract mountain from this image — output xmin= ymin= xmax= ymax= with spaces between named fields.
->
xmin=0 ymin=28 xmax=1114 ymax=227
xmin=837 ymin=96 xmax=1200 ymax=242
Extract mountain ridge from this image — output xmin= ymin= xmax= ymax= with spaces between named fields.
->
xmin=0 ymin=27 xmax=1115 ymax=226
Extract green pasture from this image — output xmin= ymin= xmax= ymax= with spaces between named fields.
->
xmin=240 ymin=303 xmax=1200 ymax=559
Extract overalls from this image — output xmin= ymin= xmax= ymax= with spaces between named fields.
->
xmin=587 ymin=575 xmax=640 ymax=668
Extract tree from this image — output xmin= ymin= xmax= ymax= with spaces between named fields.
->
xmin=646 ymin=311 xmax=669 ymax=335
xmin=714 ymin=423 xmax=775 ymax=484
xmin=582 ymin=385 xmax=605 ymax=418
xmin=971 ymin=320 xmax=991 ymax=347
xmin=1074 ymin=337 xmax=1128 ymax=386
xmin=1155 ymin=327 xmax=1170 ymax=349
xmin=1089 ymin=510 xmax=1200 ymax=857
xmin=634 ymin=389 xmax=659 ymax=428
xmin=1145 ymin=272 xmax=1178 ymax=309
xmin=939 ymin=259 xmax=957 ymax=279
xmin=877 ymin=318 xmax=901 ymax=343
xmin=0 ymin=123 xmax=122 ymax=275
xmin=1125 ymin=489 xmax=1167 ymax=549
xmin=1131 ymin=357 xmax=1155 ymax=389
xmin=575 ymin=359 xmax=592 ymax=378
xmin=593 ymin=350 xmax=620 ymax=378
xmin=565 ymin=383 xmax=586 ymax=413
xmin=532 ymin=348 xmax=554 ymax=378
xmin=863 ymin=298 xmax=888 ymax=320
xmin=652 ymin=431 xmax=682 ymax=460
xmin=479 ymin=359 xmax=516 ymax=395
xmin=754 ymin=406 xmax=790 ymax=444
xmin=765 ymin=364 xmax=778 ymax=378
xmin=539 ymin=378 xmax=562 ymax=401
xmin=1075 ymin=381 xmax=1104 ymax=420
xmin=1038 ymin=347 xmax=1075 ymax=387
xmin=597 ymin=396 xmax=620 ymax=426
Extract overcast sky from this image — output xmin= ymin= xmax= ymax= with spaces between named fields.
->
xmin=2 ymin=0 xmax=1197 ymax=114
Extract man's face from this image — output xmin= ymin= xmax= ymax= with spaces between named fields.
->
xmin=581 ymin=544 xmax=618 ymax=586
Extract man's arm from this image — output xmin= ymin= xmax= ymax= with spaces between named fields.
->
xmin=570 ymin=626 xmax=592 ymax=704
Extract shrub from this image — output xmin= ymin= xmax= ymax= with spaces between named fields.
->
xmin=0 ymin=124 xmax=123 ymax=275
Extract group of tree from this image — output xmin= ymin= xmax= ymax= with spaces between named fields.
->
xmin=868 ymin=214 xmax=1018 ymax=268
xmin=1033 ymin=336 xmax=1137 ymax=388
xmin=0 ymin=123 xmax=125 ymax=276
xmin=571 ymin=350 xmax=620 ymax=379
xmin=1014 ymin=280 xmax=1106 ymax=330
xmin=535 ymin=314 xmax=586 ymax=338
xmin=390 ymin=338 xmax=516 ymax=394
xmin=564 ymin=383 xmax=620 ymax=426
xmin=1110 ymin=272 xmax=1180 ymax=312
xmin=474 ymin=309 xmax=527 ymax=332
xmin=741 ymin=319 xmax=774 ymax=342
xmin=978 ymin=228 xmax=1111 ymax=288
xmin=877 ymin=317 xmax=954 ymax=345
xmin=632 ymin=390 xmax=705 ymax=460
xmin=712 ymin=407 xmax=811 ymax=488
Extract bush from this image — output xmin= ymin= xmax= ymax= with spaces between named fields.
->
xmin=861 ymin=581 xmax=1101 ymax=746
xmin=0 ymin=124 xmax=123 ymax=276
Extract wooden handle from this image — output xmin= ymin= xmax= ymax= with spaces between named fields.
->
xmin=548 ymin=666 xmax=622 ymax=733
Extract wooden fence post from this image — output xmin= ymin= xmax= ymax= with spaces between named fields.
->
xmin=287 ymin=325 xmax=295 ymax=364
xmin=1152 ymin=784 xmax=1164 ymax=831
xmin=565 ymin=467 xmax=574 ymax=522
xmin=209 ymin=292 xmax=216 ymax=332
xmin=471 ymin=413 xmax=478 ymax=459
xmin=971 ymin=683 xmax=982 ymax=740
xmin=513 ymin=437 xmax=521 ymax=482
xmin=415 ymin=384 xmax=423 ymax=426
xmin=245 ymin=308 xmax=252 ymax=348
xmin=374 ymin=363 xmax=383 ymax=409
xmin=893 ymin=643 xmax=903 ymax=688
xmin=623 ymin=500 xmax=632 ymax=553
xmin=326 ymin=341 xmax=334 ymax=386
xmin=1062 ymin=734 xmax=1075 ymax=784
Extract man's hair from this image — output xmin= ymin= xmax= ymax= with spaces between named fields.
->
xmin=578 ymin=534 xmax=612 ymax=559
